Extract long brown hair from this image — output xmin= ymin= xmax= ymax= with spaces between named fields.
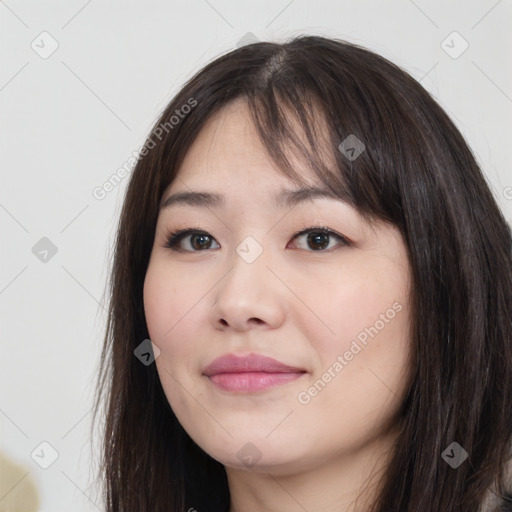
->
xmin=91 ymin=35 xmax=512 ymax=511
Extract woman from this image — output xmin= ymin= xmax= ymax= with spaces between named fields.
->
xmin=92 ymin=35 xmax=512 ymax=511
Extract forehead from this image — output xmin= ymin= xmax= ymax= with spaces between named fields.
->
xmin=169 ymin=97 xmax=328 ymax=191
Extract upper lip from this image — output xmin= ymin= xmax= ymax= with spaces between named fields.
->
xmin=203 ymin=353 xmax=306 ymax=376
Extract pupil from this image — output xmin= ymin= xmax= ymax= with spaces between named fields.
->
xmin=308 ymin=232 xmax=329 ymax=250
xmin=191 ymin=234 xmax=210 ymax=250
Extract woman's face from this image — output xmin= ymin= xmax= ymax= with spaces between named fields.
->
xmin=143 ymin=98 xmax=411 ymax=476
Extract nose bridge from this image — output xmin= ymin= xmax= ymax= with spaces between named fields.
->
xmin=209 ymin=232 xmax=285 ymax=329
xmin=223 ymin=233 xmax=271 ymax=297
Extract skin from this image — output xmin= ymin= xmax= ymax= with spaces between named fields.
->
xmin=143 ymin=98 xmax=412 ymax=512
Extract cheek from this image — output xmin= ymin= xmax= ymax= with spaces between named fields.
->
xmin=143 ymin=265 xmax=170 ymax=341
xmin=295 ymin=253 xmax=411 ymax=410
xmin=296 ymin=296 xmax=410 ymax=450
xmin=143 ymin=264 xmax=202 ymax=412
xmin=143 ymin=261 xmax=208 ymax=374
xmin=144 ymin=262 xmax=190 ymax=341
xmin=294 ymin=259 xmax=408 ymax=358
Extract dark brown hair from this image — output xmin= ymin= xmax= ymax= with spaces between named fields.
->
xmin=91 ymin=35 xmax=512 ymax=511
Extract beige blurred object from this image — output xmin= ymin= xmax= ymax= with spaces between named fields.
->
xmin=0 ymin=451 xmax=39 ymax=512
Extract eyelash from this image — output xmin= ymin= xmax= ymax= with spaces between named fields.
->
xmin=162 ymin=226 xmax=351 ymax=253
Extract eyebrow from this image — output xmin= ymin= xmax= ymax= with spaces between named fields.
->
xmin=160 ymin=186 xmax=349 ymax=211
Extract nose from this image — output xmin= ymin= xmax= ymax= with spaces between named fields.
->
xmin=208 ymin=241 xmax=287 ymax=332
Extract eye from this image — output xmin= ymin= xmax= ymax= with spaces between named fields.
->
xmin=163 ymin=228 xmax=220 ymax=252
xmin=288 ymin=226 xmax=350 ymax=252
xmin=162 ymin=226 xmax=350 ymax=253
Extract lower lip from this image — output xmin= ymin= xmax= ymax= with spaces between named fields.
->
xmin=207 ymin=371 xmax=305 ymax=392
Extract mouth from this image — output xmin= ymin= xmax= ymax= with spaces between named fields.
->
xmin=203 ymin=352 xmax=307 ymax=393
xmin=206 ymin=371 xmax=306 ymax=393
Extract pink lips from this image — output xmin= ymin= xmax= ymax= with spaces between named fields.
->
xmin=203 ymin=353 xmax=306 ymax=393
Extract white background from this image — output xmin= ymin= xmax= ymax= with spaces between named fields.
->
xmin=1 ymin=1 xmax=511 ymax=510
